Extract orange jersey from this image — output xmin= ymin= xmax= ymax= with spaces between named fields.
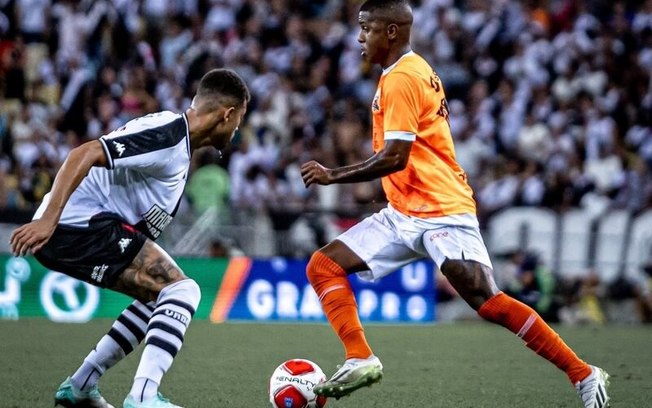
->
xmin=371 ymin=51 xmax=476 ymax=218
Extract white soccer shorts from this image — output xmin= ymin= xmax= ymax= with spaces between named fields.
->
xmin=337 ymin=204 xmax=493 ymax=281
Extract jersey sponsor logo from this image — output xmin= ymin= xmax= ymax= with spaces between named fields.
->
xmin=143 ymin=204 xmax=173 ymax=239
xmin=372 ymin=91 xmax=380 ymax=112
xmin=91 ymin=264 xmax=108 ymax=283
xmin=429 ymin=71 xmax=442 ymax=92
xmin=428 ymin=231 xmax=449 ymax=241
xmin=113 ymin=141 xmax=126 ymax=157
xmin=118 ymin=238 xmax=132 ymax=253
xmin=437 ymin=97 xmax=450 ymax=123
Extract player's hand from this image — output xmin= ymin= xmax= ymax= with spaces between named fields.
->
xmin=9 ymin=219 xmax=57 ymax=256
xmin=301 ymin=160 xmax=333 ymax=187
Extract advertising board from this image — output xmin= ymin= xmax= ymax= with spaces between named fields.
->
xmin=0 ymin=255 xmax=435 ymax=323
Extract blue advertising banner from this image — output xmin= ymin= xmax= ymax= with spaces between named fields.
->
xmin=216 ymin=258 xmax=436 ymax=323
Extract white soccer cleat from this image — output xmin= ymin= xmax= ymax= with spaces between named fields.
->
xmin=576 ymin=365 xmax=610 ymax=408
xmin=313 ymin=355 xmax=383 ymax=399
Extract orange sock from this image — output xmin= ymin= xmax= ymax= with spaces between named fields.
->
xmin=307 ymin=251 xmax=372 ymax=360
xmin=478 ymin=292 xmax=592 ymax=384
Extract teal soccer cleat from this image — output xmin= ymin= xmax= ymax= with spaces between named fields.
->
xmin=54 ymin=377 xmax=114 ymax=408
xmin=123 ymin=393 xmax=183 ymax=408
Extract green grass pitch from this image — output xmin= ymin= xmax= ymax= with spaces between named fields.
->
xmin=1 ymin=320 xmax=650 ymax=407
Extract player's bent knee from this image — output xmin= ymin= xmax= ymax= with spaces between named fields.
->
xmin=161 ymin=278 xmax=201 ymax=309
xmin=180 ymin=278 xmax=202 ymax=306
xmin=306 ymin=251 xmax=351 ymax=300
xmin=306 ymin=251 xmax=323 ymax=283
xmin=306 ymin=251 xmax=335 ymax=284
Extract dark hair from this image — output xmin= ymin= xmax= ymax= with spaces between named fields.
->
xmin=196 ymin=68 xmax=250 ymax=110
xmin=359 ymin=0 xmax=412 ymax=25
xmin=360 ymin=0 xmax=410 ymax=14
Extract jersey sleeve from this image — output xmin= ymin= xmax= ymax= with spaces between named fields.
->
xmin=381 ymin=71 xmax=422 ymax=142
xmin=99 ymin=112 xmax=188 ymax=170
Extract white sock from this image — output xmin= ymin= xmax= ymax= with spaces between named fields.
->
xmin=129 ymin=279 xmax=201 ymax=402
xmin=131 ymin=378 xmax=159 ymax=402
xmin=71 ymin=300 xmax=153 ymax=391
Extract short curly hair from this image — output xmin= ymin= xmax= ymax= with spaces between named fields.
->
xmin=195 ymin=68 xmax=250 ymax=112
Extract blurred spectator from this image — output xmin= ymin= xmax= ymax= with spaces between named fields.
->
xmin=186 ymin=149 xmax=230 ymax=218
xmin=504 ymin=251 xmax=559 ymax=322
xmin=637 ymin=261 xmax=652 ymax=323
xmin=209 ymin=237 xmax=244 ymax=258
xmin=477 ymin=157 xmax=521 ymax=219
xmin=0 ymin=0 xmax=649 ymax=260
xmin=120 ymin=66 xmax=158 ymax=121
xmin=559 ymin=271 xmax=607 ymax=325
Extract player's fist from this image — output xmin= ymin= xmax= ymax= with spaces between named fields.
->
xmin=301 ymin=160 xmax=333 ymax=187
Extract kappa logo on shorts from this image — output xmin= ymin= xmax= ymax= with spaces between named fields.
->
xmin=91 ymin=264 xmax=108 ymax=283
xmin=113 ymin=141 xmax=126 ymax=157
xmin=429 ymin=231 xmax=449 ymax=241
xmin=118 ymin=238 xmax=132 ymax=253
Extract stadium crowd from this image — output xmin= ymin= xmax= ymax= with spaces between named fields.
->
xmin=1 ymin=0 xmax=651 ymax=320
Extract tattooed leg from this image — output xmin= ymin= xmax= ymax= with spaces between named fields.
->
xmin=64 ymin=241 xmax=188 ymax=400
xmin=108 ymin=240 xmax=201 ymax=404
xmin=111 ymin=240 xmax=186 ymax=302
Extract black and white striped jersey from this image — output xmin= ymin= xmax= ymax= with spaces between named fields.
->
xmin=34 ymin=111 xmax=192 ymax=240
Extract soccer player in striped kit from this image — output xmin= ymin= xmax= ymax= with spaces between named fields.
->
xmin=10 ymin=69 xmax=249 ymax=408
xmin=300 ymin=1 xmax=609 ymax=407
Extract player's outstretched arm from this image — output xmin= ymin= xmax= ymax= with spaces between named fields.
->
xmin=301 ymin=139 xmax=412 ymax=187
xmin=9 ymin=140 xmax=108 ymax=256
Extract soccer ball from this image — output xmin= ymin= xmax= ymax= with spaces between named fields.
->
xmin=269 ymin=359 xmax=328 ymax=408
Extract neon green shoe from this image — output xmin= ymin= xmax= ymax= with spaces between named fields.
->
xmin=54 ymin=377 xmax=114 ymax=408
xmin=123 ymin=393 xmax=183 ymax=408
xmin=313 ymin=355 xmax=383 ymax=400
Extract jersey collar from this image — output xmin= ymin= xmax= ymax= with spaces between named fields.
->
xmin=382 ymin=50 xmax=415 ymax=76
xmin=182 ymin=112 xmax=191 ymax=157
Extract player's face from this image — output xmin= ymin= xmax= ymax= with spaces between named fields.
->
xmin=214 ymin=105 xmax=246 ymax=149
xmin=357 ymin=12 xmax=389 ymax=64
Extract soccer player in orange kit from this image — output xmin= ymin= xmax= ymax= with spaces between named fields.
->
xmin=300 ymin=1 xmax=610 ymax=407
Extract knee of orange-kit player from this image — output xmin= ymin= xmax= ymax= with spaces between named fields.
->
xmin=306 ymin=250 xmax=348 ymax=299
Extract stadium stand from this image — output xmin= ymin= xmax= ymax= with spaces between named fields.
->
xmin=0 ymin=0 xmax=651 ymax=322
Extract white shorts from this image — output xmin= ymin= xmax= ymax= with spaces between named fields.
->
xmin=337 ymin=205 xmax=493 ymax=281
